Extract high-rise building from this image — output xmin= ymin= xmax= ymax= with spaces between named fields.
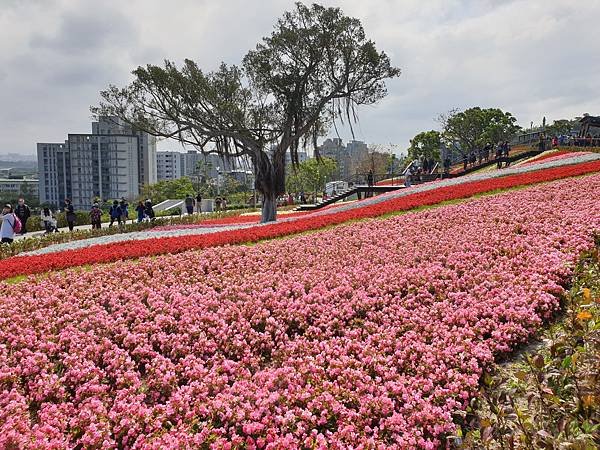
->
xmin=316 ymin=138 xmax=369 ymax=180
xmin=157 ymin=151 xmax=185 ymax=180
xmin=92 ymin=117 xmax=157 ymax=189
xmin=37 ymin=142 xmax=71 ymax=207
xmin=67 ymin=133 xmax=139 ymax=208
xmin=37 ymin=117 xmax=156 ymax=209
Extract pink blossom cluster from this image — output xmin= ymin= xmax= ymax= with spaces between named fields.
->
xmin=1 ymin=174 xmax=600 ymax=448
xmin=520 ymin=151 xmax=592 ymax=167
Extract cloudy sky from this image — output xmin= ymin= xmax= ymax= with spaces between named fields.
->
xmin=1 ymin=0 xmax=599 ymax=156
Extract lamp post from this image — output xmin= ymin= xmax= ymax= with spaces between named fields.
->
xmin=216 ymin=166 xmax=221 ymax=196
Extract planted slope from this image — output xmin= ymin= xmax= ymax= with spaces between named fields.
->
xmin=1 ymin=174 xmax=600 ymax=448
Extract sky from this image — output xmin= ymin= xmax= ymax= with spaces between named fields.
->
xmin=1 ymin=0 xmax=599 ymax=156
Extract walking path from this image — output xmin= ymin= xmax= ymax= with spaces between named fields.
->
xmin=20 ymin=152 xmax=600 ymax=257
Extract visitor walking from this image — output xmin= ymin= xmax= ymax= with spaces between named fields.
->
xmin=184 ymin=194 xmax=195 ymax=215
xmin=109 ymin=200 xmax=122 ymax=227
xmin=14 ymin=197 xmax=31 ymax=235
xmin=367 ymin=169 xmax=374 ymax=187
xmin=136 ymin=201 xmax=146 ymax=223
xmin=496 ymin=145 xmax=503 ymax=169
xmin=221 ymin=198 xmax=227 ymax=211
xmin=144 ymin=199 xmax=155 ymax=221
xmin=215 ymin=197 xmax=222 ymax=212
xmin=196 ymin=193 xmax=202 ymax=213
xmin=503 ymin=141 xmax=511 ymax=167
xmin=1 ymin=203 xmax=17 ymax=244
xmin=90 ymin=203 xmax=102 ymax=230
xmin=41 ymin=207 xmax=58 ymax=233
xmin=64 ymin=198 xmax=76 ymax=231
xmin=119 ymin=198 xmax=129 ymax=224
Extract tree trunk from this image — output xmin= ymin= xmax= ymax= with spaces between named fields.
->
xmin=261 ymin=192 xmax=277 ymax=223
xmin=253 ymin=149 xmax=286 ymax=223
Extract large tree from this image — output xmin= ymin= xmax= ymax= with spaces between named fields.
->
xmin=92 ymin=3 xmax=400 ymax=222
xmin=439 ymin=107 xmax=520 ymax=156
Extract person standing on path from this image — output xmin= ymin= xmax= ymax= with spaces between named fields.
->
xmin=90 ymin=203 xmax=102 ymax=229
xmin=195 ymin=193 xmax=202 ymax=213
xmin=119 ymin=198 xmax=129 ymax=225
xmin=136 ymin=201 xmax=146 ymax=223
xmin=109 ymin=200 xmax=122 ymax=227
xmin=215 ymin=197 xmax=222 ymax=212
xmin=144 ymin=199 xmax=155 ymax=221
xmin=14 ymin=197 xmax=31 ymax=235
xmin=64 ymin=199 xmax=76 ymax=231
xmin=184 ymin=194 xmax=195 ymax=215
xmin=0 ymin=203 xmax=17 ymax=244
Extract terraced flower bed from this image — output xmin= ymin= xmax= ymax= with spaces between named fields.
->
xmin=1 ymin=173 xmax=599 ymax=448
xmin=1 ymin=159 xmax=600 ymax=280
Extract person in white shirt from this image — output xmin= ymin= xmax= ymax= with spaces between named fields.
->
xmin=1 ymin=203 xmax=16 ymax=244
xmin=41 ymin=207 xmax=58 ymax=233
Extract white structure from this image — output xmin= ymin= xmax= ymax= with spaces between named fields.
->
xmin=317 ymin=139 xmax=370 ymax=179
xmin=37 ymin=142 xmax=71 ymax=207
xmin=92 ymin=117 xmax=157 ymax=189
xmin=156 ymin=149 xmax=248 ymax=181
xmin=37 ymin=117 xmax=157 ymax=209
xmin=67 ymin=133 xmax=139 ymax=208
xmin=157 ymin=151 xmax=185 ymax=180
xmin=0 ymin=178 xmax=39 ymax=198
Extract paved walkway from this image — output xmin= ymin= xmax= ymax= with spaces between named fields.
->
xmin=20 ymin=152 xmax=600 ymax=257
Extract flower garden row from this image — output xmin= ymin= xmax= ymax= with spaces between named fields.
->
xmin=2 ymin=159 xmax=600 ymax=281
xmin=1 ymin=174 xmax=599 ymax=448
xmin=519 ymin=150 xmax=590 ymax=167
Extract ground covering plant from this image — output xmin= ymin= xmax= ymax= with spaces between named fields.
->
xmin=1 ymin=159 xmax=599 ymax=280
xmin=461 ymin=238 xmax=600 ymax=449
xmin=1 ymin=173 xmax=600 ymax=447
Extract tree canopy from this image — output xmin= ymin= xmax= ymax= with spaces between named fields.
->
xmin=439 ymin=107 xmax=520 ymax=155
xmin=140 ymin=178 xmax=196 ymax=204
xmin=93 ymin=2 xmax=400 ymax=222
xmin=407 ymin=130 xmax=442 ymax=162
xmin=285 ymin=157 xmax=337 ymax=195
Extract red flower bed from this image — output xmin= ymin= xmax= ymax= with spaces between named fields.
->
xmin=3 ymin=160 xmax=600 ymax=280
xmin=520 ymin=150 xmax=582 ymax=166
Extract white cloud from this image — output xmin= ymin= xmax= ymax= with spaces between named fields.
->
xmin=0 ymin=0 xmax=599 ymax=155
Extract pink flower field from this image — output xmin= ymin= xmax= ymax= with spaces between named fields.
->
xmin=1 ymin=174 xmax=600 ymax=448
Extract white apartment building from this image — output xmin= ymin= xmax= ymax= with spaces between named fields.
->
xmin=157 ymin=151 xmax=185 ymax=180
xmin=157 ymin=149 xmax=244 ymax=181
xmin=68 ymin=133 xmax=139 ymax=208
xmin=38 ymin=117 xmax=156 ymax=209
xmin=37 ymin=142 xmax=71 ymax=206
xmin=0 ymin=178 xmax=39 ymax=198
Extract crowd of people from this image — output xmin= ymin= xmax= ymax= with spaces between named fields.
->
xmin=0 ymin=192 xmax=232 ymax=245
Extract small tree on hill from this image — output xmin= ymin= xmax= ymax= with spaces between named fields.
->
xmin=286 ymin=157 xmax=337 ymax=197
xmin=439 ymin=107 xmax=520 ymax=156
xmin=407 ymin=130 xmax=442 ymax=162
xmin=93 ymin=3 xmax=400 ymax=222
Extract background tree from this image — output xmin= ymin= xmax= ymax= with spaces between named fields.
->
xmin=439 ymin=107 xmax=520 ymax=156
xmin=355 ymin=151 xmax=393 ymax=181
xmin=140 ymin=177 xmax=196 ymax=204
xmin=546 ymin=119 xmax=576 ymax=137
xmin=285 ymin=157 xmax=337 ymax=198
xmin=93 ymin=3 xmax=400 ymax=222
xmin=407 ymin=130 xmax=441 ymax=162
